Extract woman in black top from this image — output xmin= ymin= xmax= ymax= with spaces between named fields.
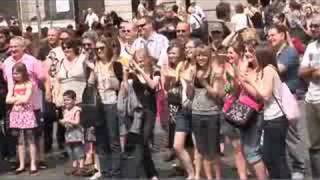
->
xmin=121 ymin=47 xmax=160 ymax=180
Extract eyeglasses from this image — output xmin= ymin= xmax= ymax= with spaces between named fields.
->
xmin=121 ymin=29 xmax=131 ymax=33
xmin=310 ymin=24 xmax=320 ymax=29
xmin=95 ymin=46 xmax=105 ymax=52
xmin=82 ymin=43 xmax=92 ymax=47
xmin=176 ymin=29 xmax=186 ymax=33
xmin=137 ymin=23 xmax=147 ymax=28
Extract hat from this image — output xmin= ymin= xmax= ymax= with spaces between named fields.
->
xmin=209 ymin=22 xmax=224 ymax=33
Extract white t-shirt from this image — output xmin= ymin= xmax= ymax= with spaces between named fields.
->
xmin=188 ymin=14 xmax=202 ymax=31
xmin=231 ymin=13 xmax=249 ymax=32
xmin=85 ymin=13 xmax=99 ymax=29
xmin=301 ymin=40 xmax=320 ymax=104
xmin=132 ymin=32 xmax=169 ymax=67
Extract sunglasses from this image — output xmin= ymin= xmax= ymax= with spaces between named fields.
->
xmin=176 ymin=29 xmax=186 ymax=33
xmin=60 ymin=37 xmax=68 ymax=41
xmin=62 ymin=46 xmax=71 ymax=51
xmin=82 ymin=43 xmax=92 ymax=47
xmin=95 ymin=46 xmax=105 ymax=52
xmin=121 ymin=29 xmax=131 ymax=33
xmin=310 ymin=24 xmax=320 ymax=28
xmin=137 ymin=23 xmax=147 ymax=28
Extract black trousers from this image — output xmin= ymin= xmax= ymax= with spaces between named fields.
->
xmin=262 ymin=116 xmax=291 ymax=179
xmin=122 ymin=109 xmax=158 ymax=179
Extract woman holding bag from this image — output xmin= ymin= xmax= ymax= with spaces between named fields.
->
xmin=223 ymin=40 xmax=248 ymax=180
xmin=236 ymin=44 xmax=291 ymax=179
xmin=224 ymin=39 xmax=267 ymax=180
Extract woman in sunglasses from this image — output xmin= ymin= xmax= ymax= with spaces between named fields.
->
xmin=56 ymin=38 xmax=88 ymax=107
xmin=55 ymin=38 xmax=90 ymax=176
xmin=87 ymin=37 xmax=123 ymax=179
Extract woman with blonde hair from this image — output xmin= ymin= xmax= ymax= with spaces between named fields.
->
xmin=191 ymin=45 xmax=224 ymax=180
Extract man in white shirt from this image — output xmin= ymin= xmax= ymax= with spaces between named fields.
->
xmin=298 ymin=15 xmax=320 ymax=179
xmin=231 ymin=3 xmax=250 ymax=32
xmin=0 ymin=16 xmax=8 ymax=27
xmin=190 ymin=1 xmax=206 ymax=21
xmin=132 ymin=16 xmax=169 ymax=66
xmin=85 ymin=8 xmax=99 ymax=29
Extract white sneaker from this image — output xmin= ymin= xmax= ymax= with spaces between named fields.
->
xmin=89 ymin=172 xmax=102 ymax=180
xmin=292 ymin=172 xmax=304 ymax=180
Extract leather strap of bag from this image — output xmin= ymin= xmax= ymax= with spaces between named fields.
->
xmin=272 ymin=92 xmax=286 ymax=118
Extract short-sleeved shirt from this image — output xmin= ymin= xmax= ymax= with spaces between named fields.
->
xmin=277 ymin=45 xmax=300 ymax=92
xmin=132 ymin=32 xmax=169 ymax=66
xmin=300 ymin=40 xmax=320 ymax=103
xmin=3 ymin=54 xmax=44 ymax=110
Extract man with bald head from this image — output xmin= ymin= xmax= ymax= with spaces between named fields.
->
xmin=299 ymin=15 xmax=320 ymax=178
xmin=120 ymin=22 xmax=138 ymax=60
xmin=176 ymin=22 xmax=191 ymax=45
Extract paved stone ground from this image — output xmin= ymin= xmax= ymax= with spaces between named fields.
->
xmin=0 ymin=101 xmax=312 ymax=180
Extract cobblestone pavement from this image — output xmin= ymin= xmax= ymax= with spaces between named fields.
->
xmin=0 ymin=101 xmax=311 ymax=179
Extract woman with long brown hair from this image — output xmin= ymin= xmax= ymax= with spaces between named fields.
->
xmin=161 ymin=40 xmax=196 ymax=179
xmin=237 ymin=44 xmax=291 ymax=179
xmin=88 ymin=37 xmax=123 ymax=179
xmin=223 ymin=40 xmax=248 ymax=180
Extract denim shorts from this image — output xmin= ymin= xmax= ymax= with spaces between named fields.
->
xmin=66 ymin=143 xmax=85 ymax=161
xmin=239 ymin=113 xmax=263 ymax=164
xmin=174 ymin=110 xmax=192 ymax=133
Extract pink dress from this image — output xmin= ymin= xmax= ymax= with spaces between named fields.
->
xmin=9 ymin=85 xmax=37 ymax=129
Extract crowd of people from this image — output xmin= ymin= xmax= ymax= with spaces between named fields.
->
xmin=0 ymin=0 xmax=320 ymax=179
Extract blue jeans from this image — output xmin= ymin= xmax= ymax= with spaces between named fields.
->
xmin=96 ymin=104 xmax=121 ymax=177
xmin=240 ymin=113 xmax=263 ymax=164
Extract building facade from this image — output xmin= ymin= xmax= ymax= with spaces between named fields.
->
xmin=0 ymin=0 xmax=246 ymax=32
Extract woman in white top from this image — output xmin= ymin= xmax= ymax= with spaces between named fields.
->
xmin=56 ymin=39 xmax=87 ymax=107
xmin=236 ymin=44 xmax=291 ymax=179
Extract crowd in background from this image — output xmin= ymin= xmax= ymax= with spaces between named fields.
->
xmin=0 ymin=0 xmax=320 ymax=180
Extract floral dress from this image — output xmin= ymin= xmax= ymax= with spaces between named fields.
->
xmin=9 ymin=84 xmax=37 ymax=129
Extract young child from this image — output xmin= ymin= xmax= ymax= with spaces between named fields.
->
xmin=6 ymin=63 xmax=38 ymax=175
xmin=60 ymin=90 xmax=85 ymax=176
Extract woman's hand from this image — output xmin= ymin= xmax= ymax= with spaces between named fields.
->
xmin=129 ymin=61 xmax=143 ymax=74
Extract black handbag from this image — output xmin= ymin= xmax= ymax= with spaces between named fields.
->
xmin=224 ymin=99 xmax=257 ymax=128
xmin=81 ymin=85 xmax=103 ymax=127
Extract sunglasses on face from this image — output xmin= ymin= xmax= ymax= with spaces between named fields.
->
xmin=310 ymin=24 xmax=320 ymax=29
xmin=62 ymin=46 xmax=71 ymax=51
xmin=176 ymin=29 xmax=186 ymax=33
xmin=82 ymin=43 xmax=92 ymax=47
xmin=60 ymin=37 xmax=68 ymax=41
xmin=121 ymin=29 xmax=131 ymax=33
xmin=95 ymin=46 xmax=105 ymax=52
